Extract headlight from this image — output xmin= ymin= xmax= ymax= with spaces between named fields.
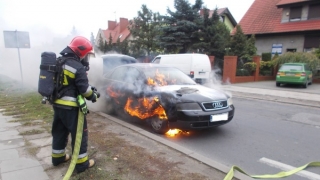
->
xmin=176 ymin=103 xmax=202 ymax=111
xmin=227 ymin=98 xmax=233 ymax=106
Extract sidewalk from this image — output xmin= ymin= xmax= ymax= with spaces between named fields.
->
xmin=0 ymin=112 xmax=50 ymax=180
xmin=222 ymin=81 xmax=320 ymax=107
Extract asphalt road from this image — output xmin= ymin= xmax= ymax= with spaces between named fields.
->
xmin=122 ymin=97 xmax=320 ymax=180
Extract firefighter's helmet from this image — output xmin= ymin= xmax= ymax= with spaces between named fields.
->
xmin=68 ymin=36 xmax=93 ymax=59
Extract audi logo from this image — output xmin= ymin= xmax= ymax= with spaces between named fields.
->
xmin=213 ymin=102 xmax=223 ymax=108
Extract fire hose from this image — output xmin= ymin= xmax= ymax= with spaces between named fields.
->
xmin=63 ymin=95 xmax=86 ymax=180
xmin=224 ymin=161 xmax=320 ymax=180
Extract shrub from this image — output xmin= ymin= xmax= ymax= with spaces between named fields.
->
xmin=243 ymin=62 xmax=257 ymax=72
xmin=262 ymin=52 xmax=272 ymax=61
xmin=236 ymin=69 xmax=251 ymax=76
xmin=274 ymin=52 xmax=320 ymax=73
xmin=260 ymin=61 xmax=274 ymax=70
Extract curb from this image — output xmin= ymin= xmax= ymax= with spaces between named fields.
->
xmin=229 ymin=91 xmax=320 ymax=108
xmin=96 ymin=112 xmax=253 ymax=180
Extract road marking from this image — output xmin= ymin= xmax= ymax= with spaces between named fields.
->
xmin=259 ymin=157 xmax=320 ymax=180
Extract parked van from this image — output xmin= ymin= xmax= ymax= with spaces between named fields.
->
xmin=101 ymin=54 xmax=137 ymax=75
xmin=151 ymin=53 xmax=211 ymax=84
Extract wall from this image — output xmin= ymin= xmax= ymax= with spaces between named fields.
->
xmin=224 ymin=16 xmax=234 ymax=32
xmin=223 ymin=56 xmax=276 ymax=84
xmin=255 ymin=35 xmax=304 ymax=55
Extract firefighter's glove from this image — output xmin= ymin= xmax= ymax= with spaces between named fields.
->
xmin=91 ymin=92 xmax=100 ymax=103
xmin=77 ymin=95 xmax=89 ymax=115
xmin=91 ymin=86 xmax=100 ymax=103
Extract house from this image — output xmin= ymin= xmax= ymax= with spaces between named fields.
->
xmin=200 ymin=8 xmax=237 ymax=32
xmin=236 ymin=0 xmax=320 ymax=55
xmin=95 ymin=17 xmax=132 ymax=48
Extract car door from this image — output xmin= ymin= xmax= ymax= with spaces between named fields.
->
xmin=105 ymin=66 xmax=129 ymax=108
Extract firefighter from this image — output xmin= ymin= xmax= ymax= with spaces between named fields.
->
xmin=51 ymin=36 xmax=99 ymax=173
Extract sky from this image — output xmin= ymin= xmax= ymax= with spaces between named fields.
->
xmin=0 ymin=0 xmax=255 ymax=42
xmin=0 ymin=0 xmax=254 ymax=86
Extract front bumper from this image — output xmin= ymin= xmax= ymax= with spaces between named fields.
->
xmin=168 ymin=105 xmax=235 ymax=130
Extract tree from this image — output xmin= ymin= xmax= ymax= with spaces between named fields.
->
xmin=158 ymin=0 xmax=204 ymax=53
xmin=119 ymin=39 xmax=130 ymax=55
xmin=108 ymin=33 xmax=113 ymax=51
xmin=242 ymin=34 xmax=257 ymax=62
xmin=191 ymin=7 xmax=230 ymax=69
xmin=97 ymin=33 xmax=105 ymax=53
xmin=129 ymin=4 xmax=162 ymax=56
xmin=229 ymin=25 xmax=247 ymax=58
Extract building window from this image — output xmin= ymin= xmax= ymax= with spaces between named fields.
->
xmin=289 ymin=6 xmax=302 ymax=21
xmin=287 ymin=48 xmax=297 ymax=52
xmin=304 ymin=35 xmax=320 ymax=49
xmin=308 ymin=3 xmax=320 ymax=19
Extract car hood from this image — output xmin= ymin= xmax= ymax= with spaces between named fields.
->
xmin=155 ymin=85 xmax=229 ymax=103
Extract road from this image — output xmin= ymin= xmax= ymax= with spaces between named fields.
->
xmin=122 ymin=97 xmax=320 ymax=180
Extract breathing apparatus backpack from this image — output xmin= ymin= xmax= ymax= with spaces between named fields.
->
xmin=38 ymin=52 xmax=69 ymax=104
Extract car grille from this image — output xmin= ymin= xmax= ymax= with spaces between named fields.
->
xmin=201 ymin=100 xmax=228 ymax=111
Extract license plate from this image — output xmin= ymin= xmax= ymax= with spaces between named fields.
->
xmin=285 ymin=73 xmax=295 ymax=76
xmin=210 ymin=113 xmax=228 ymax=122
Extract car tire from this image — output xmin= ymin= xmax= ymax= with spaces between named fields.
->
xmin=150 ymin=117 xmax=169 ymax=134
xmin=276 ymin=82 xmax=280 ymax=87
xmin=303 ymin=82 xmax=308 ymax=89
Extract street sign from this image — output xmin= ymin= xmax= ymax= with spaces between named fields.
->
xmin=2 ymin=30 xmax=30 ymax=86
xmin=271 ymin=44 xmax=282 ymax=54
xmin=3 ymin=31 xmax=30 ymax=48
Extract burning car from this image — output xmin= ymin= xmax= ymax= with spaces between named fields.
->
xmin=102 ymin=63 xmax=235 ymax=134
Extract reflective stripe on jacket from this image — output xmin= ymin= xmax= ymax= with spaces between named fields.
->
xmin=53 ymin=56 xmax=94 ymax=107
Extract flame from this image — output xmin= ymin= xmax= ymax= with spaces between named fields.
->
xmin=107 ymin=87 xmax=123 ymax=104
xmin=106 ymin=69 xmax=180 ymax=121
xmin=124 ymin=96 xmax=167 ymax=120
xmin=147 ymin=69 xmax=176 ymax=86
xmin=166 ymin=129 xmax=182 ymax=136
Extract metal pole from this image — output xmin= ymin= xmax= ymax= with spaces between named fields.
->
xmin=15 ymin=30 xmax=23 ymax=86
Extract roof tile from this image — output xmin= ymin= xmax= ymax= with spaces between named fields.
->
xmin=236 ymin=0 xmax=320 ymax=35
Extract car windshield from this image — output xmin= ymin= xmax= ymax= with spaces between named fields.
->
xmin=280 ymin=65 xmax=303 ymax=71
xmin=143 ymin=67 xmax=196 ymax=86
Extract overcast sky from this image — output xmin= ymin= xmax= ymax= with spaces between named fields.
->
xmin=0 ymin=0 xmax=255 ymax=43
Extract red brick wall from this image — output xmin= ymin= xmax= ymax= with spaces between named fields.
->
xmin=223 ymin=56 xmax=237 ymax=83
xmin=209 ymin=56 xmax=215 ymax=70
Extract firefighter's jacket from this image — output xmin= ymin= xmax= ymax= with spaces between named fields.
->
xmin=53 ymin=56 xmax=94 ymax=107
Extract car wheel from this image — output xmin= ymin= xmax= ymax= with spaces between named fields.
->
xmin=303 ymin=82 xmax=308 ymax=88
xmin=104 ymin=96 xmax=115 ymax=115
xmin=150 ymin=117 xmax=169 ymax=134
xmin=276 ymin=82 xmax=280 ymax=87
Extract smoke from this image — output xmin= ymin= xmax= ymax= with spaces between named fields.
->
xmin=204 ymin=68 xmax=233 ymax=98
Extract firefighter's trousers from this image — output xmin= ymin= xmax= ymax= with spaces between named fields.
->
xmin=52 ymin=106 xmax=89 ymax=172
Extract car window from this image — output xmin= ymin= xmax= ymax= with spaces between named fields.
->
xmin=152 ymin=58 xmax=161 ymax=64
xmin=280 ymin=65 xmax=303 ymax=71
xmin=123 ymin=67 xmax=142 ymax=83
xmin=143 ymin=67 xmax=196 ymax=86
xmin=110 ymin=67 xmax=128 ymax=81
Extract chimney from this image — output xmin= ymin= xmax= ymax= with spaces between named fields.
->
xmin=108 ymin=20 xmax=116 ymax=30
xmin=200 ymin=9 xmax=204 ymax=16
xmin=119 ymin=18 xmax=129 ymax=32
